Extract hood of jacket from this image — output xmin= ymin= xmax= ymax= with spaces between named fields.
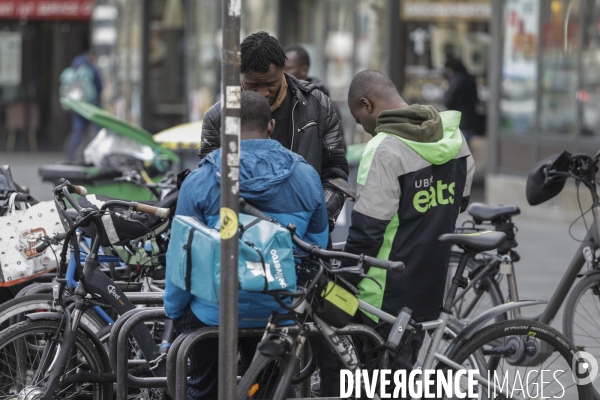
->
xmin=199 ymin=139 xmax=302 ymax=202
xmin=374 ymin=104 xmax=463 ymax=165
xmin=71 ymin=54 xmax=90 ymax=69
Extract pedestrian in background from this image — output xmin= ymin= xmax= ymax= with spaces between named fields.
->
xmin=60 ymin=51 xmax=103 ymax=163
xmin=285 ymin=43 xmax=345 ymax=147
xmin=284 ymin=43 xmax=331 ymax=96
xmin=442 ymin=57 xmax=478 ymax=145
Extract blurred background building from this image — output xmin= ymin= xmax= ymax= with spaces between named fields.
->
xmin=0 ymin=0 xmax=93 ymax=151
xmin=0 ymin=0 xmax=493 ymax=151
xmin=1 ymin=0 xmax=600 ymax=213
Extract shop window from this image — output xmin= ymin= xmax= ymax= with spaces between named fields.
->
xmin=539 ymin=0 xmax=581 ymax=134
xmin=500 ymin=0 xmax=539 ymax=135
xmin=185 ymin=0 xmax=278 ymax=123
xmin=579 ymin=0 xmax=600 ymax=136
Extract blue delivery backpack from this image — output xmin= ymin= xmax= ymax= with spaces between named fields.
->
xmin=168 ymin=214 xmax=297 ymax=304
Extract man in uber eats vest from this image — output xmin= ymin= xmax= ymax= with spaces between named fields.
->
xmin=343 ymin=70 xmax=474 ymax=371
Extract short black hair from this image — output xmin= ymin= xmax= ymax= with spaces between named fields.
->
xmin=348 ymin=70 xmax=398 ymax=107
xmin=284 ymin=44 xmax=310 ymax=67
xmin=241 ymin=91 xmax=271 ymax=133
xmin=445 ymin=57 xmax=467 ymax=73
xmin=241 ymin=31 xmax=287 ymax=73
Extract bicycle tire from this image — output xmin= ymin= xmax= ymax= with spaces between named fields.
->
xmin=563 ymin=272 xmax=600 ymax=400
xmin=450 ymin=320 xmax=594 ymax=400
xmin=448 ymin=252 xmax=506 ymax=323
xmin=237 ymin=351 xmax=289 ymax=400
xmin=0 ymin=319 xmax=113 ymax=399
xmin=0 ymin=293 xmax=106 ymax=333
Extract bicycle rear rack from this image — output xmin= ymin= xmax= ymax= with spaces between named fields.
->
xmin=166 ymin=323 xmax=388 ymax=400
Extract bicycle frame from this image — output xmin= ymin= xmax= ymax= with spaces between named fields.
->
xmin=35 ymin=192 xmax=168 ymax=399
xmin=512 ymin=203 xmax=600 ymax=325
xmin=305 ymin=252 xmax=537 ymax=400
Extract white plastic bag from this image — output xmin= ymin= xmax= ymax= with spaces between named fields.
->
xmin=84 ymin=128 xmax=155 ymax=168
xmin=0 ymin=194 xmax=65 ymax=286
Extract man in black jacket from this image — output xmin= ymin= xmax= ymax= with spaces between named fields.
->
xmin=284 ymin=43 xmax=331 ymax=97
xmin=443 ymin=58 xmax=479 ymax=144
xmin=200 ymin=32 xmax=348 ymax=229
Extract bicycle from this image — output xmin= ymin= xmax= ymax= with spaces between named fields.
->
xmin=441 ymin=151 xmax=600 ymax=397
xmin=235 ymin=200 xmax=594 ymax=400
xmin=0 ymin=180 xmax=174 ymax=399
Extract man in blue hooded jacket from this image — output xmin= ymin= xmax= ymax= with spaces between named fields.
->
xmin=164 ymin=91 xmax=329 ymax=399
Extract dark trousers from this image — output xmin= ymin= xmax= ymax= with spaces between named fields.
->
xmin=69 ymin=113 xmax=99 ymax=163
xmin=310 ymin=336 xmax=344 ymax=396
xmin=352 ymin=312 xmax=425 ymax=399
xmin=310 ymin=312 xmax=425 ymax=398
xmin=174 ymin=308 xmax=262 ymax=400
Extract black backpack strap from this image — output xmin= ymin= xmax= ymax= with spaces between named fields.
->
xmin=183 ymin=229 xmax=195 ymax=292
xmin=245 ymin=241 xmax=269 ymax=292
xmin=239 ymin=218 xmax=261 ymax=239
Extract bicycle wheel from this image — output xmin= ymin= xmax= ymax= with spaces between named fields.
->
xmin=413 ymin=317 xmax=488 ymax=399
xmin=563 ymin=272 xmax=600 ymax=399
xmin=0 ymin=293 xmax=106 ymax=333
xmin=417 ymin=317 xmax=480 ymax=370
xmin=448 ymin=252 xmax=505 ymax=323
xmin=0 ymin=319 xmax=112 ymax=399
xmin=237 ymin=351 xmax=290 ymax=400
xmin=450 ymin=320 xmax=594 ymax=399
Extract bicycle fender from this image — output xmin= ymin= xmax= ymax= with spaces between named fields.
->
xmin=25 ymin=312 xmax=113 ymax=376
xmin=446 ymin=300 xmax=547 ymax=358
xmin=25 ymin=311 xmax=64 ymax=321
xmin=577 ymin=268 xmax=600 ymax=277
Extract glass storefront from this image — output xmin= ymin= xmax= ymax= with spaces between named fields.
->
xmin=494 ymin=0 xmax=600 ymax=173
xmin=580 ymin=0 xmax=600 ymax=137
xmin=0 ymin=20 xmax=91 ymax=151
xmin=399 ymin=0 xmax=491 ymax=148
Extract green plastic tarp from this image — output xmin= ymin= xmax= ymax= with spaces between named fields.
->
xmin=60 ymin=98 xmax=180 ymax=165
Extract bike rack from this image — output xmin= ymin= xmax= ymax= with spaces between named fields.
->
xmin=166 ymin=323 xmax=388 ymax=400
xmin=13 ymin=283 xmax=161 ymax=303
xmin=109 ymin=307 xmax=171 ymax=400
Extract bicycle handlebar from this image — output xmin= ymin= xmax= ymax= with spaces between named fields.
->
xmin=291 ymin=234 xmax=405 ymax=272
xmin=0 ymin=192 xmax=33 ymax=203
xmin=239 ymin=198 xmax=404 ymax=273
xmin=100 ymin=200 xmax=170 ymax=218
xmin=35 ymin=232 xmax=67 ymax=253
xmin=14 ymin=193 xmax=33 ymax=203
xmin=72 ymin=185 xmax=87 ymax=196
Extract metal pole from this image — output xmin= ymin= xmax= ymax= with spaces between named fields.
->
xmin=219 ymin=0 xmax=241 ymax=399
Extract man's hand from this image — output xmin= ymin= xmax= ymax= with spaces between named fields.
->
xmin=324 ymin=189 xmax=345 ymax=232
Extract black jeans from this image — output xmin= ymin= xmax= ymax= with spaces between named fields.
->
xmin=173 ymin=308 xmax=263 ymax=400
xmin=352 ymin=312 xmax=426 ymax=399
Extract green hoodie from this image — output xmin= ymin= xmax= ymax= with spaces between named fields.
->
xmin=374 ymin=104 xmax=463 ymax=165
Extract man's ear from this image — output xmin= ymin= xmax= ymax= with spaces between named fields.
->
xmin=360 ymin=97 xmax=374 ymax=114
xmin=266 ymin=119 xmax=276 ymax=138
xmin=300 ymin=65 xmax=309 ymax=79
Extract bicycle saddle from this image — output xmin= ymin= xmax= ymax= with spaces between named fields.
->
xmin=467 ymin=203 xmax=520 ymax=224
xmin=438 ymin=231 xmax=507 ymax=252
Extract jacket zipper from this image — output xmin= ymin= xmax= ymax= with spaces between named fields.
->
xmin=297 ymin=121 xmax=317 ymax=132
xmin=290 ymin=100 xmax=299 ymax=150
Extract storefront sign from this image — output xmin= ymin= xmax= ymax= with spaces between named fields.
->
xmin=402 ymin=0 xmax=491 ymax=21
xmin=0 ymin=31 xmax=21 ymax=85
xmin=0 ymin=0 xmax=93 ymax=21
xmin=503 ymin=0 xmax=539 ymax=79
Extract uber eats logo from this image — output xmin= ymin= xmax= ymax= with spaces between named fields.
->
xmin=412 ymin=176 xmax=455 ymax=213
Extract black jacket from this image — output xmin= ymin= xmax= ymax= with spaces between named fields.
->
xmin=443 ymin=71 xmax=478 ymax=130
xmin=199 ymin=74 xmax=349 ymax=226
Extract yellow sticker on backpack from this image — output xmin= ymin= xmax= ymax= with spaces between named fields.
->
xmin=220 ymin=207 xmax=238 ymax=239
